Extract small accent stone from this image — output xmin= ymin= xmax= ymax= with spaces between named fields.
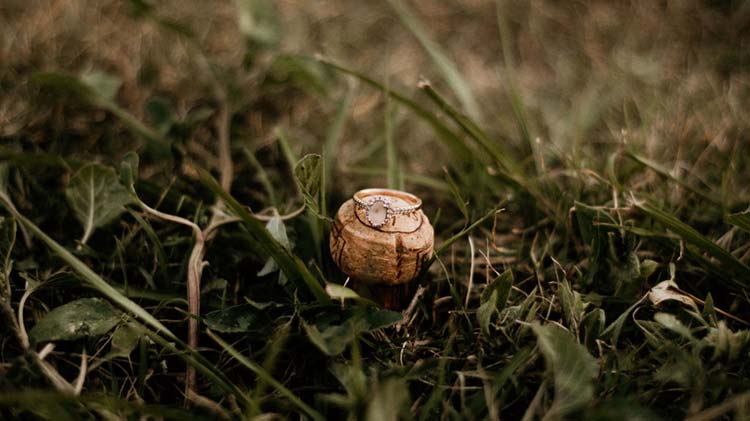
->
xmin=368 ymin=200 xmax=388 ymax=227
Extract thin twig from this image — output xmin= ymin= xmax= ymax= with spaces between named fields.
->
xmin=73 ymin=348 xmax=88 ymax=395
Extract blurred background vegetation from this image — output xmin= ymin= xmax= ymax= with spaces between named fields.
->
xmin=2 ymin=0 xmax=750 ymax=419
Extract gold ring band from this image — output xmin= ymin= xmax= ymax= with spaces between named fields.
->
xmin=352 ymin=188 xmax=422 ymax=228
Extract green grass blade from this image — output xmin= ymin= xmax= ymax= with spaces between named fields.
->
xmin=242 ymin=146 xmax=278 ymax=207
xmin=635 ymin=201 xmax=750 ymax=281
xmin=139 ymin=323 xmax=248 ymax=406
xmin=342 ymin=166 xmax=451 ymax=192
xmin=207 ymin=329 xmax=325 ymax=421
xmin=313 ymin=56 xmax=474 ymax=163
xmin=0 ymin=198 xmax=177 ymax=340
xmin=384 ymin=83 xmax=402 ymax=190
xmin=199 ymin=170 xmax=329 ymax=302
xmin=436 ymin=207 xmax=503 ymax=255
xmin=626 ymin=152 xmax=720 ymax=206
xmin=418 ymin=80 xmax=517 ymax=177
xmin=324 ymin=84 xmax=355 ymax=195
xmin=386 ymin=0 xmax=481 ymax=121
xmin=725 ymin=211 xmax=750 ymax=234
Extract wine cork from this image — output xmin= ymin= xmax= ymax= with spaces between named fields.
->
xmin=329 ymin=196 xmax=434 ymax=308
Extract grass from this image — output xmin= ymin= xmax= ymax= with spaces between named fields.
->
xmin=2 ymin=0 xmax=750 ymax=419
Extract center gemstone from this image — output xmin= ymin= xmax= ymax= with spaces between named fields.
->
xmin=367 ymin=200 xmax=389 ymax=227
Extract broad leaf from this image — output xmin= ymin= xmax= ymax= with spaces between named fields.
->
xmin=29 ymin=298 xmax=122 ymax=344
xmin=303 ymin=308 xmax=402 ymax=356
xmin=654 ymin=312 xmax=694 ymax=341
xmin=325 ymin=283 xmax=378 ymax=306
xmin=109 ymin=322 xmax=143 ymax=358
xmin=65 ymin=164 xmax=134 ymax=245
xmin=532 ymin=323 xmax=598 ymax=418
xmin=294 ymin=154 xmax=322 ymax=216
xmin=205 ymin=304 xmax=270 ymax=333
xmin=303 ymin=322 xmax=356 ymax=357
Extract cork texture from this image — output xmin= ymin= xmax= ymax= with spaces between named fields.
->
xmin=329 ymin=198 xmax=434 ymax=286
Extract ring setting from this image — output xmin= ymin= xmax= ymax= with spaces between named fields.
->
xmin=353 ymin=188 xmax=422 ymax=228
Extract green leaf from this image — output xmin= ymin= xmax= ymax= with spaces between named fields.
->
xmin=0 ymin=201 xmax=177 ymax=340
xmin=205 ymin=304 xmax=269 ymax=333
xmin=79 ymin=70 xmax=122 ymax=104
xmin=302 ymin=322 xmax=355 ymax=356
xmin=65 ymin=164 xmax=135 ymax=245
xmin=531 ymin=323 xmax=598 ymax=418
xmin=325 ymin=283 xmax=378 ymax=306
xmin=559 ymin=279 xmax=587 ymax=327
xmin=356 ymin=308 xmax=403 ymax=331
xmin=654 ymin=312 xmax=694 ymax=341
xmin=294 ymin=154 xmax=323 ymax=216
xmin=29 ymin=298 xmax=122 ymax=344
xmin=108 ymin=322 xmax=144 ymax=359
xmin=119 ymin=152 xmax=140 ymax=190
xmin=600 ymin=296 xmax=646 ymax=348
xmin=477 ymin=290 xmax=498 ymax=336
xmin=303 ymin=308 xmax=402 ymax=356
xmin=725 ymin=210 xmax=750 ymax=234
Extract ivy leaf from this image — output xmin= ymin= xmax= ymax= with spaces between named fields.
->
xmin=65 ymin=164 xmax=135 ymax=245
xmin=294 ymin=154 xmax=322 ymax=216
xmin=29 ymin=298 xmax=123 ymax=344
xmin=532 ymin=323 xmax=598 ymax=418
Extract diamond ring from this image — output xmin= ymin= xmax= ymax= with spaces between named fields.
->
xmin=353 ymin=188 xmax=422 ymax=228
